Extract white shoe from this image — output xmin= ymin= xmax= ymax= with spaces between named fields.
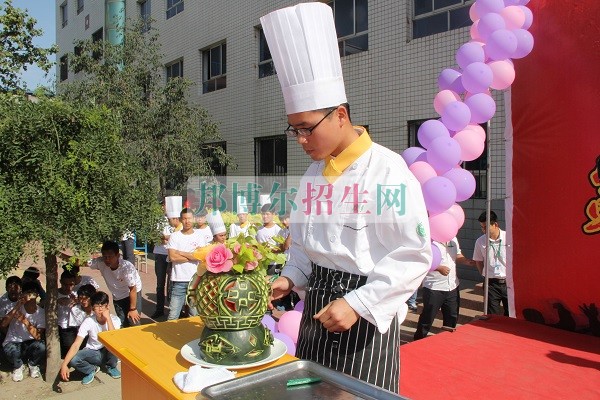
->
xmin=12 ymin=365 xmax=25 ymax=382
xmin=29 ymin=364 xmax=41 ymax=378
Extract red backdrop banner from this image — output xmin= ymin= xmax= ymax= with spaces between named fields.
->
xmin=511 ymin=0 xmax=600 ymax=329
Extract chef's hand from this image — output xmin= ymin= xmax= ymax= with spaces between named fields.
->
xmin=436 ymin=265 xmax=451 ymax=276
xmin=269 ymin=276 xmax=294 ymax=310
xmin=314 ymin=298 xmax=359 ymax=332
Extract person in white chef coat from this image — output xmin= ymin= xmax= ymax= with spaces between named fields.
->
xmin=261 ymin=3 xmax=432 ymax=393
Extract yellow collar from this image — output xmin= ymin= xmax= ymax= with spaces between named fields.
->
xmin=240 ymin=222 xmax=248 ymax=228
xmin=323 ymin=128 xmax=372 ymax=183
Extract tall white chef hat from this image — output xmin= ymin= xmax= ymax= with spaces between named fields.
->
xmin=260 ymin=2 xmax=347 ymax=115
xmin=165 ymin=196 xmax=183 ymax=218
xmin=206 ymin=210 xmax=226 ymax=235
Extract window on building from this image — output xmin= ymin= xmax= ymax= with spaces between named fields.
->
xmin=91 ymin=28 xmax=103 ymax=60
xmin=202 ymin=42 xmax=226 ymax=93
xmin=408 ymin=119 xmax=487 ymax=199
xmin=77 ymin=0 xmax=84 ymax=14
xmin=255 ymin=135 xmax=287 ymax=195
xmin=166 ymin=0 xmax=184 ymax=19
xmin=413 ymin=0 xmax=474 ymax=39
xmin=166 ymin=59 xmax=183 ymax=81
xmin=140 ymin=0 xmax=151 ymax=32
xmin=60 ymin=55 xmax=68 ymax=81
xmin=258 ymin=28 xmax=275 ymax=78
xmin=328 ymin=0 xmax=368 ymax=57
xmin=60 ymin=2 xmax=68 ymax=28
xmin=73 ymin=45 xmax=83 ymax=73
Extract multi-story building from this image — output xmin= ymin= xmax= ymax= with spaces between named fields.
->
xmin=56 ymin=0 xmax=507 ymax=279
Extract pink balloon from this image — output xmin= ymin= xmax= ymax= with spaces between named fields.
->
xmin=470 ymin=20 xmax=482 ymax=41
xmin=429 ymin=212 xmax=459 ymax=243
xmin=409 ymin=161 xmax=437 ymax=184
xmin=402 ymin=147 xmax=427 ymax=166
xmin=464 ymin=124 xmax=486 ymax=142
xmin=485 ymin=29 xmax=518 ymax=60
xmin=426 ymin=136 xmax=462 ymax=174
xmin=430 ymin=243 xmax=442 ymax=271
xmin=417 ymin=119 xmax=450 ymax=149
xmin=434 ymin=90 xmax=461 ymax=115
xmin=512 ymin=28 xmax=534 ymax=59
xmin=520 ymin=6 xmax=533 ymax=29
xmin=464 ymin=93 xmax=496 ymax=123
xmin=453 ymin=129 xmax=485 ymax=161
xmin=488 ymin=60 xmax=515 ymax=89
xmin=438 ymin=68 xmax=465 ymax=94
xmin=273 ymin=332 xmax=296 ymax=356
xmin=477 ymin=13 xmax=506 ymax=41
xmin=456 ymin=42 xmax=486 ymax=70
xmin=441 ymin=101 xmax=471 ymax=132
xmin=475 ymin=0 xmax=506 ymax=16
xmin=443 ymin=168 xmax=477 ymax=201
xmin=464 ymin=88 xmax=491 ymax=100
xmin=278 ymin=310 xmax=302 ymax=344
xmin=461 ymin=62 xmax=493 ymax=94
xmin=423 ymin=177 xmax=457 ymax=215
xmin=500 ymin=6 xmax=526 ymax=29
xmin=447 ymin=204 xmax=466 ymax=227
xmin=469 ymin=3 xmax=480 ymax=22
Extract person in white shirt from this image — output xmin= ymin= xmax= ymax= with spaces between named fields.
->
xmin=166 ymin=208 xmax=208 ymax=320
xmin=413 ymin=238 xmax=474 ymax=340
xmin=57 ymin=271 xmax=79 ymax=358
xmin=0 ymin=276 xmax=22 ymax=327
xmin=263 ymin=3 xmax=431 ymax=392
xmin=473 ymin=210 xmax=509 ymax=316
xmin=152 ymin=214 xmax=181 ymax=319
xmin=89 ymin=241 xmax=143 ymax=327
xmin=1 ymin=282 xmax=46 ymax=382
xmin=229 ymin=210 xmax=253 ymax=238
xmin=194 ymin=209 xmax=214 ymax=244
xmin=60 ymin=291 xmax=121 ymax=385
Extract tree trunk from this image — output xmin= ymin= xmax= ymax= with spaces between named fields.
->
xmin=44 ymin=253 xmax=61 ymax=385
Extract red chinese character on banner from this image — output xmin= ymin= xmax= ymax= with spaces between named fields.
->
xmin=340 ymin=184 xmax=370 ymax=214
xmin=301 ymin=183 xmax=333 ymax=215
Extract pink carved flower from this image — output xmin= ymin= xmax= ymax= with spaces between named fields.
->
xmin=245 ymin=260 xmax=259 ymax=271
xmin=205 ymin=244 xmax=234 ymax=273
xmin=233 ymin=243 xmax=241 ymax=254
xmin=253 ymin=250 xmax=263 ymax=261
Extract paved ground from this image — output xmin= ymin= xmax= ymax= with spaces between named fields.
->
xmin=0 ymin=255 xmax=484 ymax=399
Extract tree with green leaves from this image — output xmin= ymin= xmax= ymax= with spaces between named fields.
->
xmin=0 ymin=0 xmax=57 ymax=92
xmin=0 ymin=93 xmax=162 ymax=384
xmin=60 ymin=21 xmax=233 ymax=199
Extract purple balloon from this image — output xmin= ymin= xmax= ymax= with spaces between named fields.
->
xmin=477 ymin=13 xmax=506 ymax=41
xmin=262 ymin=314 xmax=278 ymax=332
xmin=422 ymin=176 xmax=457 ymax=214
xmin=456 ymin=42 xmax=486 ymax=69
xmin=293 ymin=300 xmax=305 ymax=312
xmin=430 ymin=242 xmax=442 ymax=271
xmin=464 ymin=93 xmax=496 ymax=123
xmin=443 ymin=168 xmax=476 ymax=201
xmin=401 ymin=147 xmax=427 ymax=166
xmin=441 ymin=101 xmax=471 ymax=132
xmin=512 ymin=28 xmax=534 ymax=59
xmin=503 ymin=0 xmax=520 ymax=5
xmin=475 ymin=0 xmax=506 ymax=16
xmin=520 ymin=6 xmax=533 ymax=29
xmin=426 ymin=136 xmax=462 ymax=174
xmin=417 ymin=120 xmax=450 ymax=149
xmin=273 ymin=332 xmax=296 ymax=356
xmin=438 ymin=68 xmax=465 ymax=94
xmin=461 ymin=62 xmax=493 ymax=94
xmin=484 ymin=29 xmax=518 ymax=60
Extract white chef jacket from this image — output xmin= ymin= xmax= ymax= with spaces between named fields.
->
xmin=473 ymin=229 xmax=507 ymax=278
xmin=423 ymin=238 xmax=460 ymax=291
xmin=282 ymin=142 xmax=431 ymax=334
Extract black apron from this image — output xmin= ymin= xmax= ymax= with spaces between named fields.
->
xmin=296 ymin=263 xmax=400 ymax=393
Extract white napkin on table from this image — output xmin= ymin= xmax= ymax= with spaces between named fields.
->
xmin=173 ymin=365 xmax=235 ymax=393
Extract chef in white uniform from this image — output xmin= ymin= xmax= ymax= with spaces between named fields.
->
xmin=261 ymin=3 xmax=431 ymax=393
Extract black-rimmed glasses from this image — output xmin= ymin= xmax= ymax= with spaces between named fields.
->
xmin=284 ymin=107 xmax=336 ymax=138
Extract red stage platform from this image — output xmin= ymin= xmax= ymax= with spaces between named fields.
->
xmin=400 ymin=316 xmax=600 ymax=399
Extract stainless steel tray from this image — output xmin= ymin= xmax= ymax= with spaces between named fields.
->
xmin=199 ymin=360 xmax=408 ymax=400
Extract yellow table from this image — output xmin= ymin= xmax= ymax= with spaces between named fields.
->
xmin=99 ymin=317 xmax=297 ymax=400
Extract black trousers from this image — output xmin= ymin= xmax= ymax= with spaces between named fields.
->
xmin=154 ymin=254 xmax=169 ymax=311
xmin=413 ymin=287 xmax=460 ymax=340
xmin=487 ymin=279 xmax=509 ymax=316
xmin=296 ymin=264 xmax=400 ymax=393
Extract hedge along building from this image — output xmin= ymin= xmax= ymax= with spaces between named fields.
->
xmin=56 ymin=0 xmax=509 ymax=282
